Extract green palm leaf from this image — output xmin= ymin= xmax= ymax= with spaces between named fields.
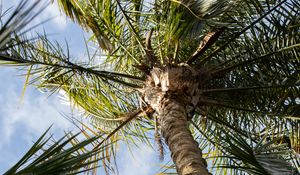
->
xmin=216 ymin=130 xmax=297 ymax=175
xmin=1 ymin=0 xmax=300 ymax=174
xmin=3 ymin=126 xmax=111 ymax=175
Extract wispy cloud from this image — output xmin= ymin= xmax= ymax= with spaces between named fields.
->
xmin=0 ymin=90 xmax=72 ymax=148
xmin=2 ymin=0 xmax=68 ymax=31
xmin=0 ymin=68 xmax=164 ymax=174
xmin=0 ymin=1 xmax=165 ymax=174
xmin=0 ymin=68 xmax=73 ymax=173
xmin=39 ymin=2 xmax=67 ymax=30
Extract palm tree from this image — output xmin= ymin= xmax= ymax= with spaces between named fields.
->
xmin=0 ymin=2 xmax=118 ymax=174
xmin=1 ymin=0 xmax=300 ymax=174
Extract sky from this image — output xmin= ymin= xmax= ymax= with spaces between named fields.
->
xmin=0 ymin=1 xmax=167 ymax=174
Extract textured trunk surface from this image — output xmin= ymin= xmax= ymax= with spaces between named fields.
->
xmin=159 ymin=98 xmax=210 ymax=175
xmin=143 ymin=66 xmax=211 ymax=175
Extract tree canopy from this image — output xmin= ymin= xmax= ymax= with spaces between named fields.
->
xmin=0 ymin=0 xmax=299 ymax=174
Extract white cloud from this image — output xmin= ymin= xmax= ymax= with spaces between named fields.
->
xmin=0 ymin=68 xmax=75 ymax=173
xmin=0 ymin=68 xmax=166 ymax=174
xmin=0 ymin=70 xmax=73 ymax=149
xmin=40 ymin=2 xmax=67 ymax=30
xmin=0 ymin=2 xmax=163 ymax=173
xmin=2 ymin=0 xmax=68 ymax=31
xmin=3 ymin=94 xmax=69 ymax=143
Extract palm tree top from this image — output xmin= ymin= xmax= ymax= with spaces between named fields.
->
xmin=0 ymin=0 xmax=299 ymax=174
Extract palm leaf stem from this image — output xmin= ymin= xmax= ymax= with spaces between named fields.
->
xmin=93 ymin=106 xmax=150 ymax=150
xmin=211 ymin=43 xmax=300 ymax=77
xmin=0 ymin=53 xmax=143 ymax=88
xmin=200 ymin=99 xmax=274 ymax=115
xmin=202 ymin=85 xmax=299 ymax=93
xmin=190 ymin=121 xmax=242 ymax=167
xmin=187 ymin=27 xmax=225 ymax=65
xmin=198 ymin=0 xmax=287 ymax=66
xmin=115 ymin=0 xmax=146 ymax=56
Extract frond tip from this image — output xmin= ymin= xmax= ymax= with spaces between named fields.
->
xmin=0 ymin=0 xmax=45 ymax=49
xmin=3 ymin=126 xmax=109 ymax=174
xmin=216 ymin=130 xmax=298 ymax=175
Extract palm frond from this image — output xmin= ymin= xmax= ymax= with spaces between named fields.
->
xmin=216 ymin=130 xmax=298 ymax=175
xmin=188 ymin=118 xmax=300 ymax=175
xmin=0 ymin=0 xmax=45 ymax=49
xmin=56 ymin=0 xmax=149 ymax=70
xmin=191 ymin=0 xmax=300 ymax=125
xmin=3 ymin=126 xmax=111 ymax=175
xmin=55 ymin=0 xmax=236 ymax=70
xmin=1 ymin=0 xmax=300 ymax=174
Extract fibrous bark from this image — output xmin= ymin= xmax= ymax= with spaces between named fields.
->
xmin=142 ymin=65 xmax=210 ymax=175
xmin=159 ymin=98 xmax=210 ymax=175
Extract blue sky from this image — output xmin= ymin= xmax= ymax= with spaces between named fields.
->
xmin=0 ymin=1 xmax=167 ymax=174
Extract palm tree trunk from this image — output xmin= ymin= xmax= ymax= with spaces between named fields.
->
xmin=159 ymin=98 xmax=210 ymax=175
